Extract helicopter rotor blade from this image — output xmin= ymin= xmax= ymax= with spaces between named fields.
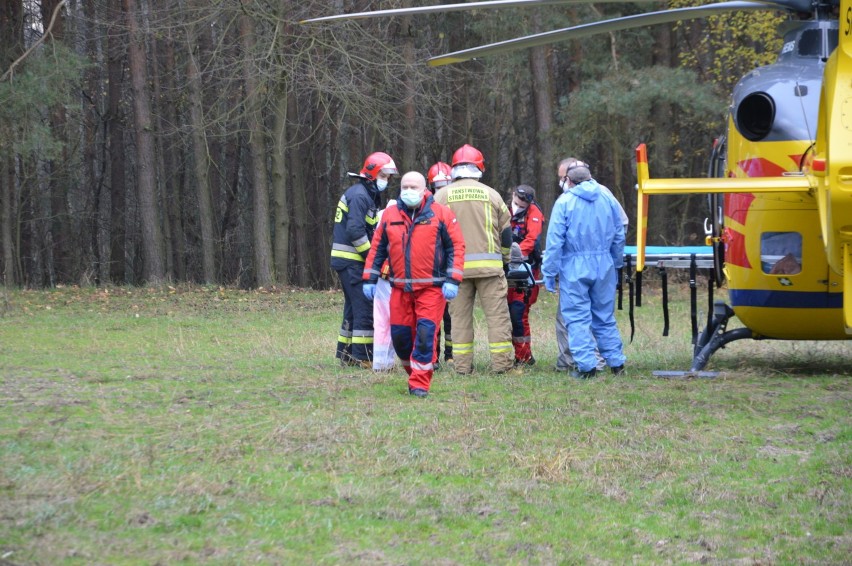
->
xmin=302 ymin=0 xmax=814 ymax=25
xmin=300 ymin=0 xmax=654 ymax=25
xmin=428 ymin=1 xmax=782 ymax=66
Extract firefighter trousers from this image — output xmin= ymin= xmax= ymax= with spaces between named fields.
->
xmin=448 ymin=275 xmax=514 ymax=374
xmin=335 ymin=262 xmax=373 ymax=363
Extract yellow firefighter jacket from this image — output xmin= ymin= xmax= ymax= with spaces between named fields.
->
xmin=433 ymin=179 xmax=512 ymax=279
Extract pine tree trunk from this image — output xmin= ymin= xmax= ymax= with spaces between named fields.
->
xmin=529 ymin=9 xmax=555 ymax=216
xmin=0 ymin=0 xmax=23 ymax=286
xmin=40 ymin=0 xmax=72 ymax=285
xmin=238 ymin=2 xmax=274 ymax=286
xmin=271 ymin=82 xmax=291 ymax=286
xmin=1 ymin=154 xmax=14 ymax=286
xmin=401 ymin=5 xmax=416 ymax=168
xmin=184 ymin=19 xmax=217 ymax=283
xmin=124 ymin=0 xmax=165 ymax=283
xmin=107 ymin=6 xmax=127 ymax=284
xmin=289 ymin=95 xmax=309 ymax=288
xmin=152 ymin=24 xmax=186 ymax=281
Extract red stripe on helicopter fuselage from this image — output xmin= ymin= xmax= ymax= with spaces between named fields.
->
xmin=736 ymin=157 xmax=788 ymax=178
xmin=724 ymin=226 xmax=750 ymax=269
xmin=723 ymin=156 xmax=795 ymax=269
xmin=724 ymin=192 xmax=754 ymax=226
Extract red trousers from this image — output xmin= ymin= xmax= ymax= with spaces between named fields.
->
xmin=507 ymin=276 xmax=539 ymax=362
xmin=390 ymin=286 xmax=446 ymax=392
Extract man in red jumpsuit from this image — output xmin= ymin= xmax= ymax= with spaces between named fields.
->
xmin=363 ymin=171 xmax=465 ymax=398
xmin=506 ymin=185 xmax=545 ymax=366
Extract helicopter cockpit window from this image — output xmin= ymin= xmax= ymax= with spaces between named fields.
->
xmin=761 ymin=232 xmax=802 ymax=275
xmin=797 ymin=29 xmax=821 ymax=57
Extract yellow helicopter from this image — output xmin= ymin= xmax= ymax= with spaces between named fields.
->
xmin=304 ymin=1 xmax=852 ymax=372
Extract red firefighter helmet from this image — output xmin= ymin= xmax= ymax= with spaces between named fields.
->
xmin=451 ymin=144 xmax=485 ymax=172
xmin=360 ymin=152 xmax=399 ymax=181
xmin=427 ymin=162 xmax=452 ymax=188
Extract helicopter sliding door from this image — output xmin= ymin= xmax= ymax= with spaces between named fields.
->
xmin=724 ymin=197 xmax=843 ymax=339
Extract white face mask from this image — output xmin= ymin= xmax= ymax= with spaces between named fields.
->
xmin=512 ymin=203 xmax=526 ymax=215
xmin=560 ymin=179 xmax=570 ymax=193
xmin=400 ymin=188 xmax=422 ymax=208
xmin=376 ymin=178 xmax=389 ymax=192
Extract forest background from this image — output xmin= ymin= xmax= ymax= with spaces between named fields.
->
xmin=0 ymin=0 xmax=785 ymax=289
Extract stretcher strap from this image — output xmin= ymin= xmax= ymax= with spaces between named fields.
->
xmin=706 ymin=266 xmax=715 ymax=334
xmin=659 ymin=266 xmax=669 ymax=337
xmin=617 ymin=267 xmax=623 ymax=311
xmin=625 ymin=254 xmax=635 ymax=343
xmin=689 ymin=254 xmax=698 ymax=344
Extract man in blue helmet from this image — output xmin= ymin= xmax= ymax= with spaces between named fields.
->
xmin=542 ymin=162 xmax=626 ymax=379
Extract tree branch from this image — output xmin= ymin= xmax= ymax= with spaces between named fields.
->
xmin=1 ymin=0 xmax=68 ymax=83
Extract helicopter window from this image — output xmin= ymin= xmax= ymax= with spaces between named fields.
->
xmin=797 ymin=29 xmax=821 ymax=57
xmin=761 ymin=232 xmax=802 ymax=275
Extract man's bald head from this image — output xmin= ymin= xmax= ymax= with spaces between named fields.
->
xmin=400 ymin=171 xmax=427 ymax=190
xmin=399 ymin=171 xmax=427 ymax=208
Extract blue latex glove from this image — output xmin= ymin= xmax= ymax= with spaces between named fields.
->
xmin=362 ymin=283 xmax=376 ymax=301
xmin=442 ymin=282 xmax=459 ymax=301
xmin=544 ymin=276 xmax=557 ymax=294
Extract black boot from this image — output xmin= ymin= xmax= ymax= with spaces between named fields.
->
xmin=570 ymin=368 xmax=597 ymax=379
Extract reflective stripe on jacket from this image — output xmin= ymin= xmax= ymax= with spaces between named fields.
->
xmin=330 ymin=181 xmax=379 ymax=267
xmin=433 ymin=179 xmax=511 ymax=278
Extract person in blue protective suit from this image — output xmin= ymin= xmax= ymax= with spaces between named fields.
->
xmin=542 ymin=162 xmax=626 ymax=379
xmin=330 ymin=152 xmax=399 ymax=368
xmin=554 ymin=157 xmax=629 ymax=372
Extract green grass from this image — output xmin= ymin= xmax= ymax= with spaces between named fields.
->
xmin=0 ymin=284 xmax=849 ymax=564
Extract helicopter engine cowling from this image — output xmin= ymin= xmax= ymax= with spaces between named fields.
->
xmin=732 ymin=64 xmax=823 ymax=142
xmin=731 ymin=19 xmax=836 ymax=143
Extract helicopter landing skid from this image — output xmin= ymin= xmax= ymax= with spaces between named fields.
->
xmin=653 ymin=300 xmax=757 ymax=378
xmin=689 ymin=301 xmax=757 ymax=372
xmin=653 ymin=370 xmax=720 ymax=379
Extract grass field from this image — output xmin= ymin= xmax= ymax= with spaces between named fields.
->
xmin=0 ymin=284 xmax=849 ymax=565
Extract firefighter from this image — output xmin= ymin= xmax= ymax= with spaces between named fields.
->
xmin=363 ymin=171 xmax=465 ymax=397
xmin=506 ymin=184 xmax=544 ymax=367
xmin=427 ymin=161 xmax=454 ymax=367
xmin=331 ymin=151 xmax=398 ymax=368
xmin=433 ymin=144 xmax=515 ymax=375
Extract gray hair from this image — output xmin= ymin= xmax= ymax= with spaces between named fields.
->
xmin=566 ymin=164 xmax=591 ymax=184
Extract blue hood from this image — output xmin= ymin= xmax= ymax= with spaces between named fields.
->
xmin=569 ymin=179 xmax=601 ymax=202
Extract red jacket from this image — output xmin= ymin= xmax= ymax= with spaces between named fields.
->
xmin=511 ymin=202 xmax=544 ymax=267
xmin=364 ymin=195 xmax=465 ymax=291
